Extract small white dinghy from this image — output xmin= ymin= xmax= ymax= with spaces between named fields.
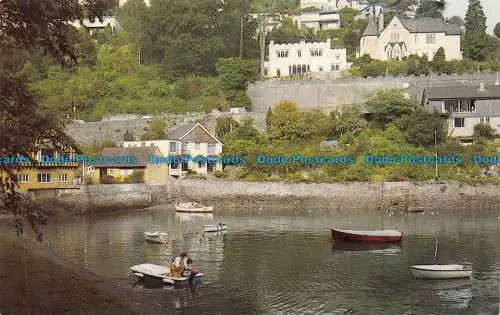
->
xmin=130 ymin=263 xmax=203 ymax=285
xmin=175 ymin=202 xmax=214 ymax=213
xmin=144 ymin=231 xmax=168 ymax=244
xmin=410 ymin=264 xmax=473 ymax=279
xmin=411 ymin=233 xmax=472 ymax=279
xmin=203 ymin=223 xmax=227 ymax=233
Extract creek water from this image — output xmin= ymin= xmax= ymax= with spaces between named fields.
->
xmin=27 ymin=206 xmax=500 ymax=314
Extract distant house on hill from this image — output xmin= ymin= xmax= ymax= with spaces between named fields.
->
xmin=359 ymin=12 xmax=462 ymax=61
xmin=422 ymin=83 xmax=500 ymax=142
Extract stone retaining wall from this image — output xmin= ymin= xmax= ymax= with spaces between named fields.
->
xmin=51 ymin=180 xmax=500 ymax=213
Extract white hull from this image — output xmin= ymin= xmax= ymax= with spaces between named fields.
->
xmin=130 ymin=263 xmax=203 ymax=285
xmin=175 ymin=202 xmax=213 ymax=213
xmin=410 ymin=264 xmax=472 ymax=279
xmin=144 ymin=232 xmax=168 ymax=244
xmin=204 ymin=224 xmax=227 ymax=233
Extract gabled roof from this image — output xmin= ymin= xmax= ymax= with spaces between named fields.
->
xmin=168 ymin=122 xmax=222 ymax=144
xmin=93 ymin=146 xmax=160 ymax=167
xmin=423 ymin=85 xmax=500 ymax=100
xmin=361 ymin=15 xmax=461 ymax=37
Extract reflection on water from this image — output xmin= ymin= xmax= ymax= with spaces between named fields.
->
xmin=18 ymin=207 xmax=500 ymax=314
xmin=175 ymin=212 xmax=214 ymax=222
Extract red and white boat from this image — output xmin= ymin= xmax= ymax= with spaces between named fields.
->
xmin=331 ymin=229 xmax=403 ymax=243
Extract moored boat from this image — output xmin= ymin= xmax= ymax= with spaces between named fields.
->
xmin=144 ymin=231 xmax=168 ymax=244
xmin=130 ymin=263 xmax=203 ymax=285
xmin=331 ymin=229 xmax=403 ymax=243
xmin=175 ymin=202 xmax=214 ymax=213
xmin=407 ymin=206 xmax=425 ymax=213
xmin=203 ymin=223 xmax=227 ymax=233
xmin=410 ymin=264 xmax=472 ymax=279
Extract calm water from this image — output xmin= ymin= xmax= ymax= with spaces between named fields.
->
xmin=21 ymin=206 xmax=500 ymax=314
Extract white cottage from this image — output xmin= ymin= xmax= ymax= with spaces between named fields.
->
xmin=264 ymin=38 xmax=347 ymax=77
xmin=359 ymin=13 xmax=461 ymax=61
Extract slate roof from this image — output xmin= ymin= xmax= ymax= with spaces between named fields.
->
xmin=93 ymin=146 xmax=160 ymax=167
xmin=168 ymin=122 xmax=198 ymax=141
xmin=423 ymin=85 xmax=500 ymax=100
xmin=362 ymin=16 xmax=461 ymax=37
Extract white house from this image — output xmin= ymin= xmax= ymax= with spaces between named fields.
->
xmin=121 ymin=122 xmax=223 ymax=176
xmin=69 ymin=16 xmax=121 ymax=35
xmin=422 ymin=83 xmax=500 ymax=141
xmin=264 ymin=38 xmax=348 ymax=77
xmin=250 ymin=11 xmax=341 ymax=32
xmin=355 ymin=4 xmax=388 ymax=20
xmin=300 ymin=0 xmax=368 ymax=11
xmin=359 ymin=13 xmax=462 ymax=61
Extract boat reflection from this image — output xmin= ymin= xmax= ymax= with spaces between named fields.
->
xmin=173 ymin=287 xmax=198 ymax=310
xmin=332 ymin=241 xmax=402 ymax=255
xmin=175 ymin=212 xmax=214 ymax=222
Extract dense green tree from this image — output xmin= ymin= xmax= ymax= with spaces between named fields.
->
xmin=232 ymin=118 xmax=260 ymax=140
xmin=446 ymin=16 xmax=463 ymax=27
xmin=267 ymin=100 xmax=303 ymax=142
xmin=416 ymin=0 xmax=444 ymax=18
xmin=266 ymin=17 xmax=317 ymax=43
xmin=365 ymin=89 xmax=416 ymax=128
xmin=215 ymin=117 xmax=240 ymax=140
xmin=473 ymin=123 xmax=496 ymax=140
xmin=463 ymin=0 xmax=489 ymax=61
xmin=140 ymin=117 xmax=167 ymax=140
xmin=396 ymin=108 xmax=445 ymax=146
xmin=390 ymin=0 xmax=418 ymax=16
xmin=331 ymin=105 xmax=368 ymax=137
xmin=216 ymin=57 xmax=258 ymax=108
xmin=494 ymin=22 xmax=500 ymax=38
xmin=432 ymin=47 xmax=446 ymax=73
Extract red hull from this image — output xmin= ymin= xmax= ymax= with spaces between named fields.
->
xmin=331 ymin=229 xmax=402 ymax=243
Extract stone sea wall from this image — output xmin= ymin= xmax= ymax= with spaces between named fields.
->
xmin=51 ymin=180 xmax=500 ymax=213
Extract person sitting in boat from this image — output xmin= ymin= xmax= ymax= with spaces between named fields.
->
xmin=170 ymin=252 xmax=188 ymax=278
xmin=182 ymin=258 xmax=194 ymax=277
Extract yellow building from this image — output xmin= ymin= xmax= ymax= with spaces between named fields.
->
xmin=88 ymin=146 xmax=169 ymax=185
xmin=1 ymin=139 xmax=81 ymax=194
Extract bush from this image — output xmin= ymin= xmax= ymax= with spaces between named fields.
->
xmin=101 ymin=174 xmax=115 ymax=184
xmin=213 ymin=170 xmax=227 ymax=178
xmin=235 ymin=166 xmax=251 ymax=179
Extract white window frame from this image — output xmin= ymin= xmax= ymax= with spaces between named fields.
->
xmin=59 ymin=173 xmax=68 ymax=183
xmin=480 ymin=117 xmax=490 ymax=124
xmin=454 ymin=117 xmax=465 ymax=128
xmin=18 ymin=173 xmax=29 ymax=183
xmin=37 ymin=173 xmax=51 ymax=183
xmin=426 ymin=33 xmax=436 ymax=44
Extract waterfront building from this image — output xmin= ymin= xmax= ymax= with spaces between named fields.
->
xmin=89 ymin=146 xmax=169 ymax=185
xmin=121 ymin=122 xmax=223 ymax=177
xmin=264 ymin=38 xmax=348 ymax=77
xmin=422 ymin=83 xmax=500 ymax=143
xmin=1 ymin=139 xmax=81 ymax=194
xmin=359 ymin=12 xmax=462 ymax=61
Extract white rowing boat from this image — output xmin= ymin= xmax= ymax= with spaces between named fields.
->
xmin=175 ymin=202 xmax=214 ymax=213
xmin=203 ymin=223 xmax=227 ymax=233
xmin=410 ymin=264 xmax=473 ymax=279
xmin=144 ymin=231 xmax=168 ymax=244
xmin=130 ymin=263 xmax=203 ymax=285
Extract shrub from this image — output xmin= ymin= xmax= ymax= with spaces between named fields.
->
xmin=213 ymin=170 xmax=226 ymax=178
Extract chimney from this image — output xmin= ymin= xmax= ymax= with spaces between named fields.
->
xmin=479 ymin=81 xmax=485 ymax=92
xmin=378 ymin=12 xmax=384 ymax=34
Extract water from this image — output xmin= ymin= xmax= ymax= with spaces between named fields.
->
xmin=21 ymin=206 xmax=500 ymax=314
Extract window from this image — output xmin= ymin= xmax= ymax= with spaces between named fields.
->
xmin=277 ymin=50 xmax=288 ymax=58
xmin=17 ymin=173 xmax=29 ymax=183
xmin=208 ymin=144 xmax=216 ymax=155
xmin=426 ymin=33 xmax=436 ymax=44
xmin=480 ymin=117 xmax=490 ymax=123
xmin=454 ymin=118 xmax=465 ymax=128
xmin=107 ymin=169 xmax=113 ymax=175
xmin=141 ymin=141 xmax=146 ymax=147
xmin=276 ymin=68 xmax=281 ymax=77
xmin=310 ymin=49 xmax=322 ymax=56
xmin=120 ymin=169 xmax=127 ymax=176
xmin=391 ymin=32 xmax=400 ymax=41
xmin=335 ymin=54 xmax=340 ymax=60
xmin=169 ymin=142 xmax=177 ymax=153
xmin=297 ymin=50 xmax=301 ymax=57
xmin=59 ymin=173 xmax=68 ymax=182
xmin=195 ymin=143 xmax=200 ymax=150
xmin=37 ymin=173 xmax=51 ymax=183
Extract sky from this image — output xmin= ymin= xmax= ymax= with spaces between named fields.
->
xmin=444 ymin=0 xmax=499 ymax=34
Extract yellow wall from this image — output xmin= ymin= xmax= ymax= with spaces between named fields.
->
xmin=1 ymin=168 xmax=78 ymax=192
xmin=90 ymin=165 xmax=169 ymax=185
xmin=145 ymin=164 xmax=169 ymax=185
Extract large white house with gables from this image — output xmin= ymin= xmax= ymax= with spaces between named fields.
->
xmin=359 ymin=13 xmax=462 ymax=61
xmin=264 ymin=38 xmax=348 ymax=77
